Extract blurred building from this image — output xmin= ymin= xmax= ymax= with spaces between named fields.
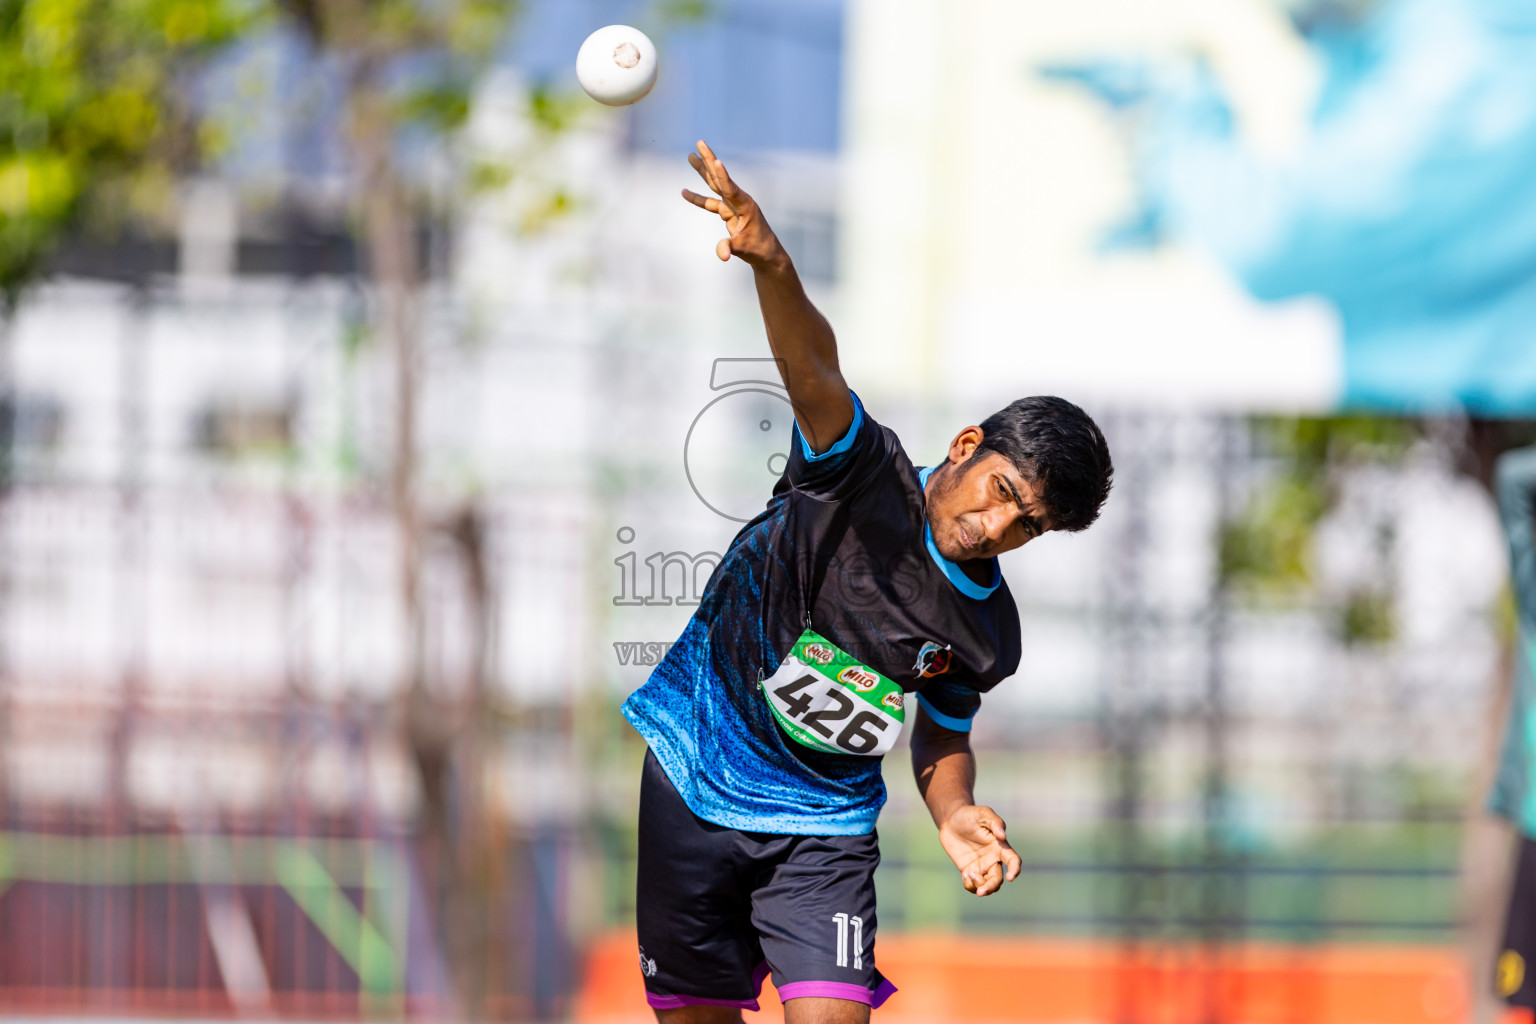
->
xmin=0 ymin=0 xmax=1525 ymax=1021
xmin=0 ymin=0 xmax=848 ymax=1017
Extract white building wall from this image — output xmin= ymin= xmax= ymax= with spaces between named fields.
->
xmin=839 ymin=0 xmax=1342 ymax=412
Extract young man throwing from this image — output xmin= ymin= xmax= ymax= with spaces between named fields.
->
xmin=621 ymin=142 xmax=1114 ymax=1023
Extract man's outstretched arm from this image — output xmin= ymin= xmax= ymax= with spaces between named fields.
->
xmin=910 ymin=703 xmax=1022 ymax=897
xmin=681 ymin=140 xmax=853 ymax=454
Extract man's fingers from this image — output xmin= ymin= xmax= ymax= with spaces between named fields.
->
xmin=696 ymin=140 xmax=740 ymax=198
xmin=946 ymin=809 xmax=1020 ymax=896
xmin=963 ymin=847 xmax=1001 ymax=886
xmin=680 ymin=189 xmax=727 ymax=216
xmin=715 ymin=237 xmax=733 ymax=262
xmin=960 ymin=839 xmax=1022 ymax=896
xmin=687 ymin=151 xmax=721 ymax=194
xmin=975 ymin=861 xmax=1005 ymax=897
xmin=1001 ymin=844 xmax=1023 ymax=883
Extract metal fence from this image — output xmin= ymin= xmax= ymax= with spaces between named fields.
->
xmin=0 ymin=285 xmax=1513 ymax=1021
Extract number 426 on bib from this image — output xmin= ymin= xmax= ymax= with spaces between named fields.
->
xmin=761 ymin=630 xmax=906 ymax=757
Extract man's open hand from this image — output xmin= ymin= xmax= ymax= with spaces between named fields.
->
xmin=938 ymin=805 xmax=1022 ymax=897
xmin=681 ymin=140 xmax=786 ymax=269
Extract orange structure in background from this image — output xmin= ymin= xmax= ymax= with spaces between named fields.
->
xmin=577 ymin=930 xmax=1534 ymax=1024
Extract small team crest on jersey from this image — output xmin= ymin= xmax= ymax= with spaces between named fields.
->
xmin=914 ymin=641 xmax=953 ymax=678
xmin=882 ymin=692 xmax=905 ymax=710
xmin=838 ymin=666 xmax=880 ymax=692
xmin=802 ymin=643 xmax=835 ymax=665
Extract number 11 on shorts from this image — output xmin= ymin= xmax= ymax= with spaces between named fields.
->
xmin=832 ymin=912 xmax=863 ymax=970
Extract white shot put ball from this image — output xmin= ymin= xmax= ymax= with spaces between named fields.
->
xmin=576 ymin=25 xmax=659 ymax=106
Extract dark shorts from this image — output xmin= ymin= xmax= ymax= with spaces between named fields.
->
xmin=635 ymin=748 xmax=897 ymax=1012
xmin=1498 ymin=834 xmax=1536 ymax=1009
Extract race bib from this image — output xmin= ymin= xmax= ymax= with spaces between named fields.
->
xmin=761 ymin=629 xmax=905 ymax=757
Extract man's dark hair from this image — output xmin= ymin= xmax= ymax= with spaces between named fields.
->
xmin=972 ymin=396 xmax=1113 ymax=532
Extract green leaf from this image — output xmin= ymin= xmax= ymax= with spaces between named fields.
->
xmin=0 ymin=0 xmax=258 ymax=300
xmin=528 ymin=83 xmax=586 ymax=134
xmin=1220 ymin=474 xmax=1328 ymax=592
xmin=394 ymin=83 xmax=471 ymax=131
xmin=652 ymin=0 xmax=712 ymax=24
xmin=465 ymin=158 xmax=513 ymax=193
xmin=1223 ymin=414 xmax=1423 ymax=596
xmin=519 ymin=186 xmax=575 ymax=234
xmin=1337 ymin=589 xmax=1396 ymax=647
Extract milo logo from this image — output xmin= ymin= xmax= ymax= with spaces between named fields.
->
xmin=882 ymin=692 xmax=905 ymax=710
xmin=838 ymin=666 xmax=880 ymax=692
xmin=803 ymin=643 xmax=835 ymax=665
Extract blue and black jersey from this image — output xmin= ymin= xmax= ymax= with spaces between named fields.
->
xmin=622 ymin=392 xmax=1022 ymax=835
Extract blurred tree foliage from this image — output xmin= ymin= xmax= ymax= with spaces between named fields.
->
xmin=0 ymin=0 xmax=260 ymax=305
xmin=1223 ymin=416 xmax=1536 ymax=646
xmin=0 ymin=0 xmax=707 ymax=1010
xmin=1220 ymin=415 xmax=1420 ymax=645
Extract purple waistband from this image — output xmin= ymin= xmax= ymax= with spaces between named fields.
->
xmin=778 ymin=977 xmax=898 ymax=1008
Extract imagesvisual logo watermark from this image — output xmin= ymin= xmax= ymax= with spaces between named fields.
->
xmin=612 ymin=357 xmax=880 ymax=669
xmin=683 ymin=358 xmax=793 ymax=523
xmin=612 ymin=529 xmax=933 ymax=613
xmin=612 ymin=526 xmax=720 ymax=606
xmin=611 ymin=641 xmax=675 ymax=666
xmin=610 ymin=525 xmax=712 ymax=667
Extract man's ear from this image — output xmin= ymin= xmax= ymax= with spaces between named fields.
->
xmin=947 ymin=426 xmax=984 ymax=464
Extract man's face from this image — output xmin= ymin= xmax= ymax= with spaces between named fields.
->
xmin=924 ymin=427 xmax=1051 ymax=562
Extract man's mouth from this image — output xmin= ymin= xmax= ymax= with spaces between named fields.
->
xmin=955 ymin=523 xmax=977 ymax=551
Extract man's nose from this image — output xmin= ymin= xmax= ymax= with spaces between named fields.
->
xmin=982 ymin=508 xmax=1018 ymax=542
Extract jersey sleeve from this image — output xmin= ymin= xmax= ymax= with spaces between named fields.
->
xmin=915 ymin=677 xmax=982 ymax=733
xmin=785 ymin=391 xmax=889 ymax=501
xmin=1497 ymin=445 xmax=1536 ymax=637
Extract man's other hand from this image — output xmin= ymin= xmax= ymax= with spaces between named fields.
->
xmin=681 ymin=140 xmax=786 ymax=270
xmin=938 ymin=805 xmax=1022 ymax=897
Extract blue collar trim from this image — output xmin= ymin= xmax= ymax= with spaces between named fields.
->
xmin=918 ymin=465 xmax=1001 ymax=600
